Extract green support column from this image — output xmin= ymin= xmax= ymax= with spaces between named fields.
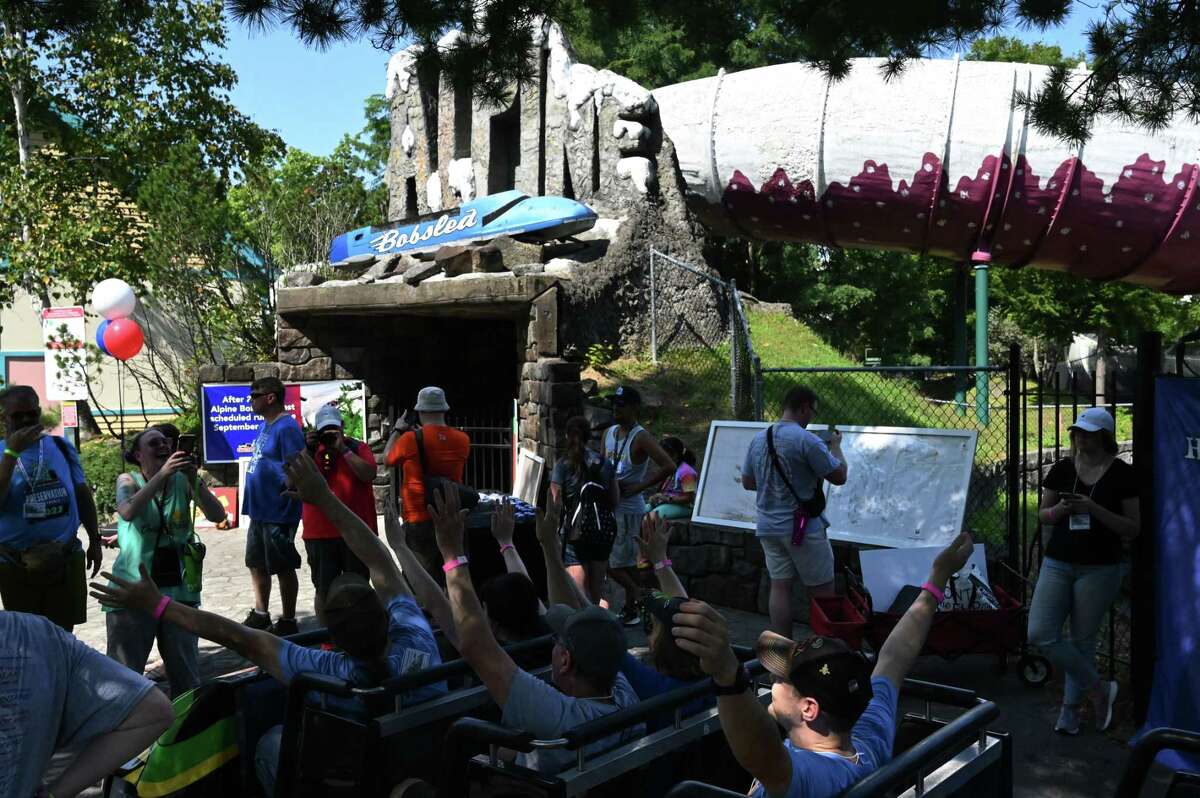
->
xmin=952 ymin=263 xmax=968 ymax=416
xmin=973 ymin=251 xmax=991 ymax=425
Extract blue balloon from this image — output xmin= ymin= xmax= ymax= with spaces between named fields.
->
xmin=96 ymin=319 xmax=111 ymax=355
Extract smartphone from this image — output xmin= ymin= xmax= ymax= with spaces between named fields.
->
xmin=176 ymin=434 xmax=196 ymax=456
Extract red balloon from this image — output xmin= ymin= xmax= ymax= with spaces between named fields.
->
xmin=103 ymin=318 xmax=144 ymax=361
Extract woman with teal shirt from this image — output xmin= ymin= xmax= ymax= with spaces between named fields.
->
xmin=105 ymin=428 xmax=226 ymax=697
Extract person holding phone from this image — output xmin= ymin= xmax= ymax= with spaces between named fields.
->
xmin=1029 ymin=407 xmax=1139 ymax=735
xmin=301 ymin=405 xmax=378 ymax=617
xmin=105 ymin=426 xmax=226 ymax=697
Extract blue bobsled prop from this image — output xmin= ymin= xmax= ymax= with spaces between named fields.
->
xmin=328 ymin=190 xmax=598 ymax=264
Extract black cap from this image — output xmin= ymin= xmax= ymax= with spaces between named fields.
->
xmin=322 ymin=573 xmax=389 ymax=658
xmin=612 ymin=385 xmax=641 ymax=406
xmin=642 ymin=590 xmax=684 ymax=627
xmin=756 ymin=631 xmax=873 ymax=720
xmin=544 ymin=604 xmax=627 ymax=685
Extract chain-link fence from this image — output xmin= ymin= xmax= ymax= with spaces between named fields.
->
xmin=634 ymin=249 xmax=757 ymax=450
xmin=755 ymin=364 xmax=1014 ymax=556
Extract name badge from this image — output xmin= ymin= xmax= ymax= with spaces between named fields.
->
xmin=1069 ymin=512 xmax=1091 ymax=531
xmin=23 ymin=478 xmax=70 ymax=522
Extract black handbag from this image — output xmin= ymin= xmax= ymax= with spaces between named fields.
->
xmin=766 ymin=425 xmax=827 ymax=545
xmin=415 ymin=428 xmax=480 ymax=511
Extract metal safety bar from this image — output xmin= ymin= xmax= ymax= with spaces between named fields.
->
xmin=1115 ymin=727 xmax=1200 ymax=798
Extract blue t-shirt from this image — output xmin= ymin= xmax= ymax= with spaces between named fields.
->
xmin=0 ymin=611 xmax=155 ymax=798
xmin=619 ymin=652 xmax=713 ymax=731
xmin=277 ymin=595 xmax=446 ymax=711
xmin=242 ymin=414 xmax=306 ymax=524
xmin=748 ymin=677 xmax=899 ymax=798
xmin=0 ymin=434 xmax=85 ymax=551
xmin=743 ymin=422 xmax=841 ymax=538
xmin=502 ymin=668 xmax=643 ymax=773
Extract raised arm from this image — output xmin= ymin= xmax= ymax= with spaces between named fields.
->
xmin=0 ymin=424 xmax=42 ymax=505
xmin=490 ymin=498 xmax=548 ymax=614
xmin=115 ymin=452 xmax=188 ymax=521
xmin=283 ymin=452 xmax=411 ymax=603
xmin=673 ymin=600 xmax=793 ymax=795
xmin=638 ymin=513 xmax=686 ymax=598
xmin=872 ymin=532 xmax=973 ymax=690
xmin=534 ymin=494 xmax=589 ymax=609
xmin=430 ymin=487 xmax=518 ymax=707
xmin=384 ymin=499 xmax=459 ymax=649
xmin=91 ymin=565 xmax=285 ymax=681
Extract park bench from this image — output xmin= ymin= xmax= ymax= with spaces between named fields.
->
xmin=439 ymin=650 xmax=765 ymax=798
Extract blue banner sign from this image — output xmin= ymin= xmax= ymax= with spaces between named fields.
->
xmin=1140 ymin=377 xmax=1200 ymax=771
xmin=201 ymin=384 xmax=259 ymax=463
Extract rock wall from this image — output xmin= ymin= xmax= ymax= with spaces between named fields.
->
xmin=382 ymin=19 xmax=724 ymax=356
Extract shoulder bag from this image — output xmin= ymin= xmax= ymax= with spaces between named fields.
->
xmin=766 ymin=425 xmax=826 ymax=547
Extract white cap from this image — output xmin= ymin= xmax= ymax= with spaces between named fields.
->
xmin=314 ymin=404 xmax=343 ymax=431
xmin=415 ymin=386 xmax=449 ymax=412
xmin=1069 ymin=407 xmax=1114 ymax=435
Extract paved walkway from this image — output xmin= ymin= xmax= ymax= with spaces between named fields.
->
xmin=55 ymin=527 xmax=1142 ymax=797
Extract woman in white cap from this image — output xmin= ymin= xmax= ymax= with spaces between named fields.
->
xmin=1028 ymin=407 xmax=1139 ymax=735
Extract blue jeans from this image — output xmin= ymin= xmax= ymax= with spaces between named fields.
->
xmin=255 ymin=724 xmax=282 ymax=794
xmin=1027 ymin=557 xmax=1123 ymax=704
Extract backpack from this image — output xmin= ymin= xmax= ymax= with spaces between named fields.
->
xmin=562 ymin=459 xmax=618 ymax=549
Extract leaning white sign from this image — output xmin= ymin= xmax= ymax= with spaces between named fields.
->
xmin=41 ymin=306 xmax=88 ymax=401
xmin=693 ymin=421 xmax=978 ymax=549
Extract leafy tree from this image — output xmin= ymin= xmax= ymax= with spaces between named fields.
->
xmin=235 ymin=0 xmax=1200 ymax=142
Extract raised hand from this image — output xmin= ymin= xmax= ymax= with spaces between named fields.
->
xmin=282 ymin=451 xmax=332 ymax=504
xmin=670 ymin=600 xmax=740 ymax=685
xmin=159 ymin=450 xmax=191 ymax=478
xmin=535 ymin=491 xmax=563 ymax=554
xmin=931 ymin=531 xmax=974 ymax=586
xmin=428 ymin=485 xmax=467 ymax=560
xmin=384 ymin=497 xmax=407 ymax=551
xmin=89 ymin=564 xmax=163 ymax=614
xmin=637 ymin=512 xmax=671 ymax=564
xmin=490 ymin=498 xmax=515 ymax=547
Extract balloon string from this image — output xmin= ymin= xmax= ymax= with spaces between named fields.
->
xmin=118 ymin=359 xmax=125 ymax=459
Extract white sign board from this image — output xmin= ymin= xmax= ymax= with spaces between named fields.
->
xmin=692 ymin=420 xmax=978 ymax=549
xmin=859 ymin=544 xmax=988 ymax=611
xmin=512 ymin=448 xmax=545 ymax=507
xmin=41 ymin=307 xmax=88 ymax=400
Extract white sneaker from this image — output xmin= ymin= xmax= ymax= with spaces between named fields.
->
xmin=1092 ymin=680 xmax=1118 ymax=731
xmin=1054 ymin=703 xmax=1081 ymax=735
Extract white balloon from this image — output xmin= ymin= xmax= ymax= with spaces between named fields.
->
xmin=91 ymin=278 xmax=137 ymax=320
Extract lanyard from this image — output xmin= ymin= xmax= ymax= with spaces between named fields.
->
xmin=13 ymin=437 xmax=46 ymax=484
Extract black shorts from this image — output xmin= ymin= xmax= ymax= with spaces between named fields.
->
xmin=245 ymin=521 xmax=301 ymax=575
xmin=0 ymin=545 xmax=87 ymax=628
xmin=304 ymin=538 xmax=369 ymax=595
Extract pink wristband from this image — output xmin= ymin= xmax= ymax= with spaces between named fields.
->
xmin=653 ymin=558 xmax=673 ymax=571
xmin=921 ymin=581 xmax=945 ymax=605
xmin=499 ymin=543 xmax=515 ymax=554
xmin=153 ymin=595 xmax=172 ymax=620
xmin=443 ymin=555 xmax=468 ymax=573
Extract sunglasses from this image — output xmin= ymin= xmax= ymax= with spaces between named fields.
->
xmin=249 ymin=392 xmax=272 ymax=399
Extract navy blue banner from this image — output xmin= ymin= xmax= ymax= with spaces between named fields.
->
xmin=1142 ymin=378 xmax=1200 ymax=770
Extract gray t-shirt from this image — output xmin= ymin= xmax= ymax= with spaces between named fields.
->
xmin=502 ymin=668 xmax=643 ymax=773
xmin=743 ymin=422 xmax=841 ymax=537
xmin=0 ymin=611 xmax=156 ymax=797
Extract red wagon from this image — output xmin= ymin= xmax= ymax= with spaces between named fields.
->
xmin=810 ymin=580 xmax=1050 ymax=686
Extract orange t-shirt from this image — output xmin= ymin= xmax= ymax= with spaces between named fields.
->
xmin=386 ymin=425 xmax=471 ymax=522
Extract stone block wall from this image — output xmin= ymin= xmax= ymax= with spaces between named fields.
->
xmin=664 ymin=520 xmax=811 ymax=623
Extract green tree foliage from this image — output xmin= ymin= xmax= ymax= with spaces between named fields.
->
xmin=236 ymin=1 xmax=1200 ymax=142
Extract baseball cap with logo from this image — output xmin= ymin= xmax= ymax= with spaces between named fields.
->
xmin=315 ymin=404 xmax=344 ymax=431
xmin=612 ymin=385 xmax=641 ymax=407
xmin=1068 ymin=407 xmax=1115 ymax=434
xmin=544 ymin=604 xmax=627 ymax=686
xmin=756 ymin=631 xmax=874 ymax=720
xmin=414 ymin=386 xmax=450 ymax=412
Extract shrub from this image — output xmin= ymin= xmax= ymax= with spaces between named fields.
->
xmin=79 ymin=438 xmax=125 ymax=523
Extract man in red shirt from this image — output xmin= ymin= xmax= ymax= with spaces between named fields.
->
xmin=385 ymin=387 xmax=470 ymax=583
xmin=302 ymin=405 xmax=379 ymax=616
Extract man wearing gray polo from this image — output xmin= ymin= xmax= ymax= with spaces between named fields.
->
xmin=742 ymin=385 xmax=848 ymax=637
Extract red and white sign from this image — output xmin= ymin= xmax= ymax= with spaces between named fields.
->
xmin=61 ymin=401 xmax=79 ymax=428
xmin=41 ymin=306 xmax=88 ymax=401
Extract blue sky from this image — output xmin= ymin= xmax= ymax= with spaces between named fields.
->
xmin=221 ymin=3 xmax=1105 ymax=157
